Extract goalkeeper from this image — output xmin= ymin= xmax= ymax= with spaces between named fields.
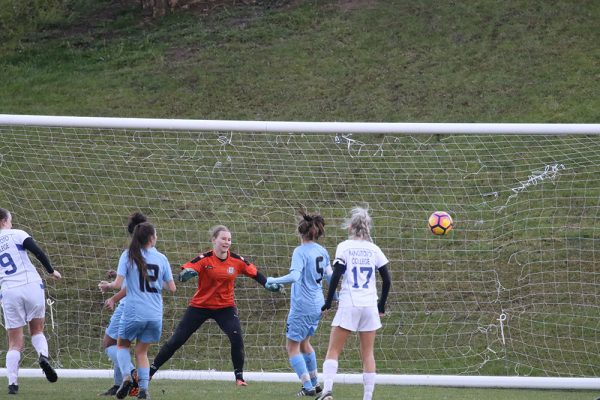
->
xmin=265 ymin=210 xmax=331 ymax=397
xmin=149 ymin=225 xmax=278 ymax=386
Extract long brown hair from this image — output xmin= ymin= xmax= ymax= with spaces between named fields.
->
xmin=0 ymin=208 xmax=9 ymax=226
xmin=298 ymin=209 xmax=325 ymax=241
xmin=128 ymin=222 xmax=155 ymax=278
xmin=127 ymin=211 xmax=147 ymax=235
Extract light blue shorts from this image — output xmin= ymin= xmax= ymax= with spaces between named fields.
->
xmin=105 ymin=302 xmax=125 ymax=339
xmin=118 ymin=319 xmax=162 ymax=343
xmin=286 ymin=311 xmax=321 ymax=342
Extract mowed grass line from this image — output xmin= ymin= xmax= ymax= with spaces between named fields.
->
xmin=11 ymin=378 xmax=596 ymax=400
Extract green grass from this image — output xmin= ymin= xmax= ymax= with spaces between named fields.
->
xmin=12 ymin=378 xmax=598 ymax=400
xmin=1 ymin=0 xmax=600 ymax=389
xmin=0 ymin=0 xmax=598 ymax=121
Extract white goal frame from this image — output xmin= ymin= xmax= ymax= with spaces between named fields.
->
xmin=1 ymin=114 xmax=600 ymax=390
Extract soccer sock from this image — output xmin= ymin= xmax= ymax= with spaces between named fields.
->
xmin=303 ymin=351 xmax=318 ymax=387
xmin=137 ymin=367 xmax=150 ymax=390
xmin=362 ymin=372 xmax=376 ymax=400
xmin=6 ymin=350 xmax=20 ymax=385
xmin=322 ymin=359 xmax=338 ymax=393
xmin=234 ymin=369 xmax=244 ymax=382
xmin=105 ymin=345 xmax=122 ymax=385
xmin=290 ymin=354 xmax=312 ymax=390
xmin=31 ymin=333 xmax=49 ymax=357
xmin=117 ymin=348 xmax=133 ymax=380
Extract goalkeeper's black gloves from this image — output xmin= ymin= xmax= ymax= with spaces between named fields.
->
xmin=178 ymin=269 xmax=198 ymax=282
xmin=264 ymin=282 xmax=282 ymax=292
xmin=321 ymin=300 xmax=332 ymax=312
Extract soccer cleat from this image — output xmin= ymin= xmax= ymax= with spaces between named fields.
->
xmin=137 ymin=388 xmax=150 ymax=399
xmin=8 ymin=384 xmax=18 ymax=395
xmin=98 ymin=384 xmax=120 ymax=396
xmin=128 ymin=368 xmax=139 ymax=397
xmin=315 ymin=384 xmax=323 ymax=394
xmin=235 ymin=378 xmax=248 ymax=386
xmin=296 ymin=387 xmax=317 ymax=396
xmin=116 ymin=376 xmax=133 ymax=399
xmin=39 ymin=355 xmax=58 ymax=383
xmin=315 ymin=390 xmax=333 ymax=400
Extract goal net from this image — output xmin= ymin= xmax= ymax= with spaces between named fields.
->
xmin=1 ymin=116 xmax=599 ymax=383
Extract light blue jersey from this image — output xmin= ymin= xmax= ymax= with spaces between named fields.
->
xmin=116 ymin=247 xmax=173 ymax=322
xmin=289 ymin=242 xmax=330 ymax=315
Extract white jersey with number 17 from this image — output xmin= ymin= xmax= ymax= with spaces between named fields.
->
xmin=334 ymin=239 xmax=389 ymax=307
xmin=0 ymin=229 xmax=42 ymax=290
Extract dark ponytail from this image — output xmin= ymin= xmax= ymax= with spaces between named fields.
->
xmin=127 ymin=211 xmax=148 ymax=235
xmin=128 ymin=222 xmax=155 ymax=279
xmin=297 ymin=209 xmax=325 ymax=241
xmin=0 ymin=208 xmax=9 ymax=224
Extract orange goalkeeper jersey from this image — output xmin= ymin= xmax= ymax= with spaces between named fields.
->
xmin=181 ymin=250 xmax=258 ymax=309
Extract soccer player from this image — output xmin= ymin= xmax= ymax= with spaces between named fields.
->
xmin=98 ymin=211 xmax=147 ymax=396
xmin=149 ymin=225 xmax=278 ymax=386
xmin=265 ymin=210 xmax=331 ymax=396
xmin=99 ymin=222 xmax=176 ymax=400
xmin=0 ymin=208 xmax=61 ymax=395
xmin=317 ymin=207 xmax=392 ymax=400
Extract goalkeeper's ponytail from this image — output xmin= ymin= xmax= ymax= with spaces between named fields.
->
xmin=128 ymin=222 xmax=155 ymax=279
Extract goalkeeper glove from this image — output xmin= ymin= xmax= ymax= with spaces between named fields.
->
xmin=264 ymin=282 xmax=282 ymax=292
xmin=178 ymin=269 xmax=198 ymax=282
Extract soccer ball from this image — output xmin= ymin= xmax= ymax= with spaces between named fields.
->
xmin=428 ymin=211 xmax=454 ymax=235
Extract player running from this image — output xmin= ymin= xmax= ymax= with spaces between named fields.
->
xmin=265 ymin=210 xmax=331 ymax=396
xmin=99 ymin=222 xmax=176 ymax=400
xmin=317 ymin=207 xmax=391 ymax=400
xmin=98 ymin=211 xmax=148 ymax=397
xmin=149 ymin=224 xmax=278 ymax=386
xmin=0 ymin=208 xmax=61 ymax=395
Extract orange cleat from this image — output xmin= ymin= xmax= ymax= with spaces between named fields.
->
xmin=128 ymin=369 xmax=139 ymax=397
xmin=236 ymin=379 xmax=248 ymax=387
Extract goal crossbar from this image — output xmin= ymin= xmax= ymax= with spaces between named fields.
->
xmin=1 ymin=114 xmax=599 ymax=134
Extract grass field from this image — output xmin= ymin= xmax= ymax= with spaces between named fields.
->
xmin=1 ymin=0 xmax=600 ymax=396
xmin=11 ymin=378 xmax=598 ymax=400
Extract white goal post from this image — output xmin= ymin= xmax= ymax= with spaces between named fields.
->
xmin=1 ymin=114 xmax=600 ymax=390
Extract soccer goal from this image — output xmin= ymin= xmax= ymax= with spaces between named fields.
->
xmin=1 ymin=114 xmax=600 ymax=389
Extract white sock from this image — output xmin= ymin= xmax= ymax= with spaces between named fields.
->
xmin=6 ymin=350 xmax=20 ymax=385
xmin=31 ymin=333 xmax=49 ymax=357
xmin=322 ymin=359 xmax=338 ymax=393
xmin=363 ymin=372 xmax=376 ymax=400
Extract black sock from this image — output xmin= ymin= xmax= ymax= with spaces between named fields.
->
xmin=234 ymin=370 xmax=244 ymax=381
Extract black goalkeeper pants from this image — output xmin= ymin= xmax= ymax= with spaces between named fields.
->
xmin=151 ymin=306 xmax=244 ymax=375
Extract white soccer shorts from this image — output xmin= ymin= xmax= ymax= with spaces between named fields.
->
xmin=1 ymin=281 xmax=46 ymax=329
xmin=331 ymin=304 xmax=382 ymax=332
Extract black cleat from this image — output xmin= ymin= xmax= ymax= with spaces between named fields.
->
xmin=8 ymin=384 xmax=18 ymax=395
xmin=98 ymin=384 xmax=119 ymax=396
xmin=39 ymin=355 xmax=58 ymax=383
xmin=297 ymin=387 xmax=317 ymax=396
xmin=116 ymin=376 xmax=132 ymax=399
xmin=315 ymin=391 xmax=333 ymax=400
xmin=137 ymin=388 xmax=150 ymax=399
xmin=315 ymin=384 xmax=323 ymax=394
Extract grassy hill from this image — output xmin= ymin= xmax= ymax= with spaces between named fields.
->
xmin=1 ymin=0 xmax=598 ymax=121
